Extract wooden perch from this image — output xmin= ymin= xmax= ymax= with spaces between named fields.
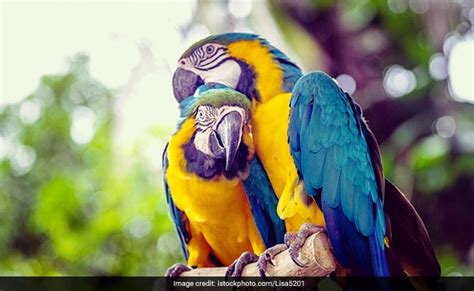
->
xmin=180 ymin=230 xmax=337 ymax=277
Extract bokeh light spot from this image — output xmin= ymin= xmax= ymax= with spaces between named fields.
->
xmin=388 ymin=0 xmax=408 ymax=13
xmin=383 ymin=65 xmax=417 ymax=97
xmin=335 ymin=74 xmax=357 ymax=95
xmin=70 ymin=106 xmax=96 ymax=145
xmin=448 ymin=38 xmax=474 ymax=103
xmin=9 ymin=144 xmax=36 ymax=176
xmin=443 ymin=33 xmax=461 ymax=55
xmin=435 ymin=115 xmax=456 ymax=139
xmin=19 ymin=100 xmax=42 ymax=124
xmin=126 ymin=216 xmax=152 ymax=239
xmin=429 ymin=53 xmax=448 ymax=80
xmin=409 ymin=0 xmax=429 ymax=14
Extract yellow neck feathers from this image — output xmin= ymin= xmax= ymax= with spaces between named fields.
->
xmin=168 ymin=118 xmax=196 ymax=176
xmin=228 ymin=40 xmax=283 ymax=103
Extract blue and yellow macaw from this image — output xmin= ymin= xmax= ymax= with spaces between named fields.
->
xmin=171 ymin=33 xmax=440 ymax=276
xmin=163 ymin=88 xmax=285 ymax=275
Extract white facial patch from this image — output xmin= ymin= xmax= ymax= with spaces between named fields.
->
xmin=200 ymin=59 xmax=242 ymax=89
xmin=193 ymin=130 xmax=214 ymax=156
xmin=178 ymin=42 xmax=242 ymax=90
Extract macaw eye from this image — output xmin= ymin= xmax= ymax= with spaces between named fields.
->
xmin=205 ymin=45 xmax=214 ymax=54
xmin=196 ymin=108 xmax=208 ymax=122
xmin=197 ymin=111 xmax=204 ymax=119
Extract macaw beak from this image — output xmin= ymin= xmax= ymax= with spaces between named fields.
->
xmin=214 ymin=110 xmax=244 ymax=171
xmin=172 ymin=68 xmax=204 ymax=102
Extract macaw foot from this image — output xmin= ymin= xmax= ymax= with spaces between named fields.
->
xmin=256 ymin=243 xmax=288 ymax=279
xmin=286 ymin=223 xmax=325 ymax=268
xmin=165 ymin=263 xmax=192 ymax=277
xmin=225 ymin=251 xmax=258 ymax=278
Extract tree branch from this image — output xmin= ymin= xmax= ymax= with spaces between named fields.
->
xmin=179 ymin=230 xmax=336 ymax=277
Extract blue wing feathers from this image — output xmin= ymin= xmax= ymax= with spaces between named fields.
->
xmin=162 ymin=144 xmax=190 ymax=261
xmin=356 ymin=192 xmax=374 ymax=236
xmin=322 ymin=203 xmax=349 ymax=267
xmin=303 ymin=147 xmax=325 ymax=195
xmin=245 ymin=194 xmax=270 ymax=244
xmin=242 ymin=157 xmax=286 ymax=247
xmin=289 ymin=71 xmax=389 ymax=276
xmin=321 ymin=151 xmax=341 ymax=207
xmin=340 ymin=172 xmax=355 ymax=223
xmin=369 ymin=234 xmax=389 ymax=276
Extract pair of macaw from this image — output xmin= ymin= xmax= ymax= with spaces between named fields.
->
xmin=163 ymin=33 xmax=440 ymax=277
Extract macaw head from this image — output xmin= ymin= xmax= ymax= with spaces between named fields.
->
xmin=173 ymin=33 xmax=302 ymax=104
xmin=181 ymin=88 xmax=252 ymax=179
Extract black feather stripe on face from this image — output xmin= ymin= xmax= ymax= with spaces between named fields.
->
xmin=183 ymin=132 xmax=249 ymax=180
xmin=235 ymin=60 xmax=259 ymax=101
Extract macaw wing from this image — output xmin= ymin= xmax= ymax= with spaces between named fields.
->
xmin=288 ymin=71 xmax=388 ymax=276
xmin=242 ymin=156 xmax=286 ymax=248
xmin=162 ymin=143 xmax=190 ymax=260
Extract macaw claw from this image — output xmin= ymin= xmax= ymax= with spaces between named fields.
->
xmin=225 ymin=251 xmax=258 ymax=278
xmin=256 ymin=243 xmax=288 ymax=279
xmin=286 ymin=223 xmax=325 ymax=268
xmin=165 ymin=263 xmax=192 ymax=277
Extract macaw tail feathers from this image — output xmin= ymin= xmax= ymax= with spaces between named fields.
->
xmin=384 ymin=180 xmax=441 ymax=276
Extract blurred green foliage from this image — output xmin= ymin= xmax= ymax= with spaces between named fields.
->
xmin=0 ymin=55 xmax=181 ymax=275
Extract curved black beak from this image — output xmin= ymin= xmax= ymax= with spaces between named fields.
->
xmin=172 ymin=68 xmax=204 ymax=102
xmin=215 ymin=111 xmax=244 ymax=171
